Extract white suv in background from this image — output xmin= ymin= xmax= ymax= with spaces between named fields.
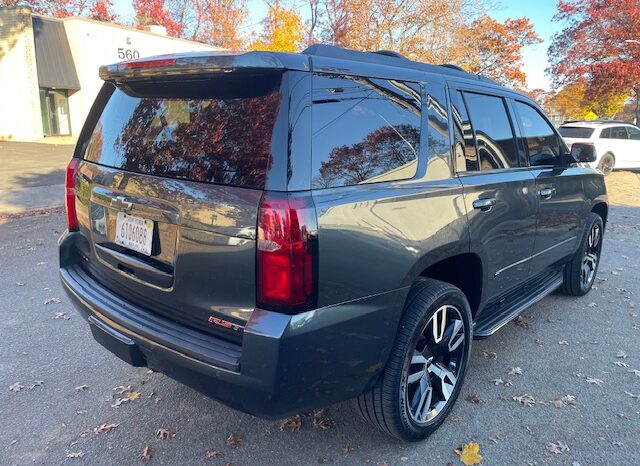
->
xmin=559 ymin=121 xmax=640 ymax=175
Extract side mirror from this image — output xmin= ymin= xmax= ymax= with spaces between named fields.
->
xmin=570 ymin=143 xmax=597 ymax=163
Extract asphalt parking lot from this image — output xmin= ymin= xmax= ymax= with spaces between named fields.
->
xmin=1 ymin=178 xmax=639 ymax=465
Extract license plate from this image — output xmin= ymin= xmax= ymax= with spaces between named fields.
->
xmin=115 ymin=212 xmax=154 ymax=256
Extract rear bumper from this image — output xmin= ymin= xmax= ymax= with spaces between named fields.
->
xmin=60 ymin=232 xmax=406 ymax=418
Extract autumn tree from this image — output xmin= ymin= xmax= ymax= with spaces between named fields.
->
xmin=88 ymin=0 xmax=118 ymax=22
xmin=133 ymin=0 xmax=182 ymax=36
xmin=548 ymin=0 xmax=640 ymax=122
xmin=0 ymin=0 xmax=94 ymax=17
xmin=250 ymin=1 xmax=305 ymax=52
xmin=461 ymin=15 xmax=541 ymax=89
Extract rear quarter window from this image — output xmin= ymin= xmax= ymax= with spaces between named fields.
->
xmin=558 ymin=126 xmax=595 ymax=139
xmin=83 ymin=75 xmax=284 ymax=189
xmin=311 ymin=74 xmax=421 ymax=189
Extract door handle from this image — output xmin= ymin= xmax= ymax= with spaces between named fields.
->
xmin=539 ymin=187 xmax=556 ymax=199
xmin=473 ymin=198 xmax=496 ymax=211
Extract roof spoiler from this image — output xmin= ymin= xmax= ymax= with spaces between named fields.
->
xmin=99 ymin=50 xmax=309 ymax=83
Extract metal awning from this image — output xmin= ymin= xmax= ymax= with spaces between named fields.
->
xmin=32 ymin=16 xmax=80 ymax=90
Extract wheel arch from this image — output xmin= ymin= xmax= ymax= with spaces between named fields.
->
xmin=591 ymin=201 xmax=608 ymax=229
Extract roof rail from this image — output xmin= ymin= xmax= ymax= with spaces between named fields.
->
xmin=441 ymin=64 xmax=465 ymax=72
xmin=373 ymin=50 xmax=406 ymax=59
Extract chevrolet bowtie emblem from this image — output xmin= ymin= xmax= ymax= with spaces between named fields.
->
xmin=110 ymin=196 xmax=133 ymax=212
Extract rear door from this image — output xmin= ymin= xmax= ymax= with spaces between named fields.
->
xmin=511 ymin=99 xmax=585 ymax=273
xmin=72 ymin=71 xmax=290 ymax=342
xmin=450 ymin=87 xmax=537 ymax=301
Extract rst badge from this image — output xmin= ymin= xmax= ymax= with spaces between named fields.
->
xmin=208 ymin=316 xmax=242 ymax=332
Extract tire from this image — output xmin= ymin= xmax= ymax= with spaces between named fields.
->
xmin=560 ymin=212 xmax=604 ymax=296
xmin=598 ymin=153 xmax=615 ymax=176
xmin=354 ymin=278 xmax=472 ymax=442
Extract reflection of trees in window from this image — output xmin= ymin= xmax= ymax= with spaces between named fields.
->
xmin=316 ymin=125 xmax=419 ymax=187
xmin=107 ymin=91 xmax=281 ymax=188
xmin=312 ymin=74 xmax=421 ymax=189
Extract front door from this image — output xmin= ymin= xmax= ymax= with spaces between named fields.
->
xmin=511 ymin=99 xmax=585 ymax=273
xmin=450 ymin=89 xmax=537 ymax=301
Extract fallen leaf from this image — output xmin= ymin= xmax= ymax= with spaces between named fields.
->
xmin=140 ymin=445 xmax=151 ymax=461
xmin=112 ymin=385 xmax=131 ymax=395
xmin=156 ymin=428 xmax=176 ymax=439
xmin=75 ymin=385 xmax=89 ymax=392
xmin=65 ymin=451 xmax=84 ymax=458
xmin=585 ymin=377 xmax=604 ymax=385
xmin=546 ymin=441 xmax=570 ymax=454
xmin=613 ymin=361 xmax=629 ymax=368
xmin=279 ymin=415 xmax=302 ymax=431
xmin=616 ymin=412 xmax=629 ymax=419
xmin=10 ymin=440 xmax=17 ymax=446
xmin=612 ymin=441 xmax=624 ymax=447
xmin=588 ymin=302 xmax=597 ymax=307
xmin=93 ymin=423 xmax=119 ymax=434
xmin=205 ymin=450 xmax=223 ymax=458
xmin=9 ymin=382 xmax=24 ymax=392
xmin=341 ymin=444 xmax=354 ymax=454
xmin=466 ymin=393 xmax=486 ymax=405
xmin=616 ymin=350 xmax=628 ymax=359
xmin=126 ymin=390 xmax=142 ymax=401
xmin=513 ymin=394 xmax=536 ymax=406
xmin=54 ymin=312 xmax=70 ymax=320
xmin=508 ymin=367 xmax=523 ymax=375
xmin=15 ymin=282 xmax=25 ymax=286
xmin=491 ymin=378 xmax=504 ymax=386
xmin=559 ymin=340 xmax=569 ymax=345
xmin=313 ymin=416 xmax=333 ymax=430
xmin=43 ymin=297 xmax=61 ymax=305
xmin=489 ymin=433 xmax=507 ymax=443
xmin=29 ymin=380 xmax=44 ymax=389
xmin=624 ymin=391 xmax=640 ymax=400
xmin=454 ymin=442 xmax=483 ymax=466
xmin=628 ymin=369 xmax=640 ymax=377
xmin=550 ymin=395 xmax=576 ymax=408
xmin=481 ymin=350 xmax=498 ymax=359
xmin=534 ymin=339 xmax=544 ymax=346
xmin=226 ymin=433 xmax=242 ymax=448
xmin=514 ymin=315 xmax=529 ymax=328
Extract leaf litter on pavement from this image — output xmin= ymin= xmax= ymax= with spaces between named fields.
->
xmin=454 ymin=442 xmax=483 ymax=465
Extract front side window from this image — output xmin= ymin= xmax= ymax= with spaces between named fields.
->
xmin=514 ymin=101 xmax=562 ymax=166
xmin=463 ymin=92 xmax=518 ymax=170
xmin=311 ymin=74 xmax=421 ymax=189
xmin=600 ymin=128 xmax=611 ymax=139
xmin=627 ymin=126 xmax=640 ymax=140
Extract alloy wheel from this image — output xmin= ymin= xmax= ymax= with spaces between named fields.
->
xmin=404 ymin=304 xmax=466 ymax=424
xmin=582 ymin=222 xmax=601 ymax=288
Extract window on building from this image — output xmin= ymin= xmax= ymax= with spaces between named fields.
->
xmin=514 ymin=101 xmax=562 ymax=166
xmin=311 ymin=74 xmax=421 ymax=188
xmin=463 ymin=92 xmax=518 ymax=170
xmin=39 ymin=89 xmax=71 ymax=136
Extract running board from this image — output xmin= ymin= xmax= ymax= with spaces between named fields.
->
xmin=473 ymin=270 xmax=564 ymax=339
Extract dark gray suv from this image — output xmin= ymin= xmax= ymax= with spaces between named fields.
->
xmin=59 ymin=45 xmax=607 ymax=441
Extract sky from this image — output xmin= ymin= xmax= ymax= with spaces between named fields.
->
xmin=112 ymin=0 xmax=562 ymax=90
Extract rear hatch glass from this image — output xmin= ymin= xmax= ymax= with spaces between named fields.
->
xmin=84 ymin=74 xmax=283 ymax=188
xmin=559 ymin=126 xmax=595 ymax=139
xmin=74 ymin=73 xmax=285 ymax=343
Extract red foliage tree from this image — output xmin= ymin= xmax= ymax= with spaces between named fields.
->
xmin=548 ymin=0 xmax=640 ymax=121
xmin=88 ymin=0 xmax=118 ymax=22
xmin=133 ymin=0 xmax=182 ymax=37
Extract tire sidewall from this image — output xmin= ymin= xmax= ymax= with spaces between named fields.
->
xmin=578 ymin=214 xmax=604 ymax=294
xmin=394 ymin=287 xmax=472 ymax=440
xmin=598 ymin=153 xmax=614 ymax=175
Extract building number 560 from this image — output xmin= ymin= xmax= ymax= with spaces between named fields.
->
xmin=118 ymin=48 xmax=141 ymax=60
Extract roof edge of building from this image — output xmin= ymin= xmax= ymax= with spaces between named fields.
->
xmin=29 ymin=13 xmax=221 ymax=50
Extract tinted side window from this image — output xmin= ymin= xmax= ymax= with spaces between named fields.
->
xmin=514 ymin=101 xmax=561 ymax=166
xmin=611 ymin=126 xmax=629 ymax=139
xmin=464 ymin=92 xmax=518 ymax=169
xmin=627 ymin=126 xmax=640 ymax=140
xmin=311 ymin=74 xmax=420 ymax=189
xmin=450 ymin=90 xmax=478 ymax=172
xmin=600 ymin=128 xmax=611 ymax=139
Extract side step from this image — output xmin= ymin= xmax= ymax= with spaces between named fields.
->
xmin=473 ymin=270 xmax=564 ymax=339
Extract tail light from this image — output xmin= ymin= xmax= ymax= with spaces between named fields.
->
xmin=257 ymin=192 xmax=318 ymax=313
xmin=65 ymin=158 xmax=80 ymax=231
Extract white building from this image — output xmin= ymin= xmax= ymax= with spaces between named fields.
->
xmin=0 ymin=6 xmax=218 ymax=142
